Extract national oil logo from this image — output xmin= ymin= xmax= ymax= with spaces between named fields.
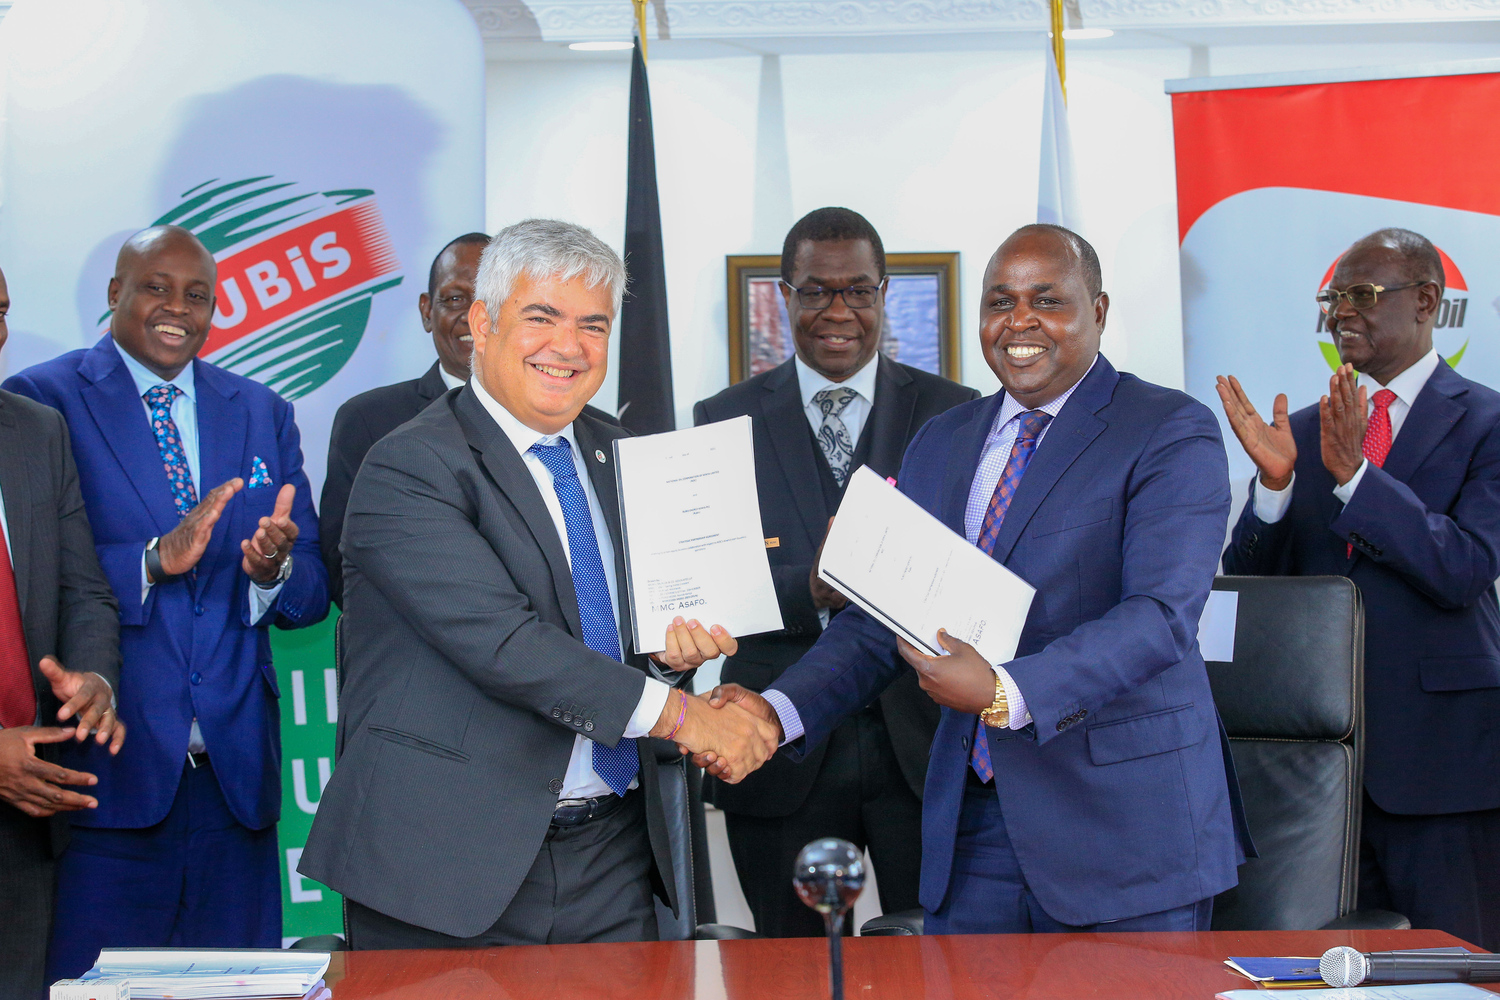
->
xmin=140 ymin=176 xmax=403 ymax=399
xmin=1314 ymin=246 xmax=1470 ymax=370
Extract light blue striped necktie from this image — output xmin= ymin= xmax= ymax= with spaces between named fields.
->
xmin=528 ymin=440 xmax=638 ymax=796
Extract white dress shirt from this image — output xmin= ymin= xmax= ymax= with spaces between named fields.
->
xmin=469 ymin=376 xmax=670 ymax=799
xmin=765 ymin=357 xmax=1098 ymax=745
xmin=118 ymin=348 xmax=284 ymax=754
xmin=1254 ymin=348 xmax=1441 ymax=523
xmin=439 ymin=366 xmax=465 ymax=391
xmin=795 ymin=353 xmax=879 ymax=630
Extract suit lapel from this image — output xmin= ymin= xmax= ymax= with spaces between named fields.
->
xmin=193 ymin=361 xmax=250 ymax=593
xmin=859 ymin=355 xmax=917 ymax=479
xmin=0 ymin=398 xmax=32 ymax=616
xmin=574 ymin=416 xmax=636 ymax=658
xmin=77 ymin=338 xmax=180 ymax=537
xmin=760 ymin=359 xmax=830 ymax=541
xmin=987 ymin=357 xmax=1117 ymax=565
xmin=454 ymin=388 xmax=584 ymax=639
xmin=1381 ymin=361 xmax=1466 ymax=484
xmin=416 ymin=362 xmax=449 ymax=403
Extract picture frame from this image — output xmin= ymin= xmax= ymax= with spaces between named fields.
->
xmin=725 ymin=252 xmax=962 ymax=385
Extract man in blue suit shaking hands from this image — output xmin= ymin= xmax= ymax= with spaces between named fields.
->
xmin=700 ymin=225 xmax=1246 ymax=933
xmin=1219 ymin=228 xmax=1500 ymax=950
xmin=5 ymin=226 xmax=330 ymax=976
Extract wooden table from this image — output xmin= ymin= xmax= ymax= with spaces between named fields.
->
xmin=323 ymin=929 xmax=1495 ymax=999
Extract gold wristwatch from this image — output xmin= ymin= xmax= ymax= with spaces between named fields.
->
xmin=979 ymin=673 xmax=1010 ymax=729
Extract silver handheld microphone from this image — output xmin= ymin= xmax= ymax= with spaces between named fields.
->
xmin=1320 ymin=946 xmax=1500 ymax=988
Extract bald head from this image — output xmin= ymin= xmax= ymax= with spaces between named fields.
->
xmin=999 ymin=224 xmax=1102 ymax=298
xmin=1343 ymin=228 xmax=1445 ymax=293
xmin=108 ymin=225 xmax=218 ymax=380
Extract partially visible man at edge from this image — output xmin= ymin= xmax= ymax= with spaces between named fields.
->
xmin=321 ymin=233 xmax=619 ymax=607
xmin=699 ymin=224 xmax=1249 ymax=934
xmin=0 ymin=264 xmax=125 ymax=998
xmin=5 ymin=225 xmax=330 ymax=979
xmin=1219 ymin=227 xmax=1500 ymax=950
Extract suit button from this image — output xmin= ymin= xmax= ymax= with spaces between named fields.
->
xmin=552 ymin=709 xmax=562 ymax=718
xmin=1056 ymin=721 xmax=1066 ymax=732
xmin=961 ymin=735 xmax=970 ymax=750
xmin=563 ymin=712 xmax=573 ymax=724
xmin=194 ymin=605 xmax=204 ymax=616
xmin=190 ymin=672 xmax=202 ymax=685
xmin=1078 ymin=710 xmax=1088 ymax=719
xmin=584 ymin=721 xmax=594 ymax=733
xmin=549 ymin=778 xmax=563 ymax=794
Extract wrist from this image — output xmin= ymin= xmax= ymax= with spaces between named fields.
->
xmin=145 ymin=537 xmax=183 ymax=583
xmin=651 ymin=689 xmax=686 ymax=739
xmin=1258 ymin=471 xmax=1292 ymax=492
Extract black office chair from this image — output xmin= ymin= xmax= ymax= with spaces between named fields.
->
xmin=1207 ymin=575 xmax=1406 ymax=931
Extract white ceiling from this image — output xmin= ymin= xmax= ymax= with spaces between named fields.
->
xmin=463 ymin=0 xmax=1500 ymax=59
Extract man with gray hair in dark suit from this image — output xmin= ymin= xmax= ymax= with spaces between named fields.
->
xmin=300 ymin=219 xmax=778 ymax=947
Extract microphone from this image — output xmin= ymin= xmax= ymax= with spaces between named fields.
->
xmin=1320 ymin=946 xmax=1500 ymax=987
xmin=794 ymin=838 xmax=865 ymax=1000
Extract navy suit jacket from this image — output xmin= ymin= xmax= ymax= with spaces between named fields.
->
xmin=1223 ymin=359 xmax=1500 ymax=816
xmin=770 ymin=356 xmax=1243 ymax=925
xmin=4 ymin=336 xmax=329 ymax=830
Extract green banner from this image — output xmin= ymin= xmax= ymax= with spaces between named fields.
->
xmin=271 ymin=612 xmax=343 ymax=943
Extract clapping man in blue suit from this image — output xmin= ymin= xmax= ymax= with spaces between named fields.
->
xmin=1220 ymin=228 xmax=1500 ymax=950
xmin=5 ymin=226 xmax=329 ymax=977
xmin=700 ymin=224 xmax=1247 ymax=933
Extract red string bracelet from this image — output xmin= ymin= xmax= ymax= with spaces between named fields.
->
xmin=666 ymin=689 xmax=688 ymax=740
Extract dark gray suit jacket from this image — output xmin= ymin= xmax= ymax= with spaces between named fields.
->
xmin=0 ymin=389 xmax=120 ymax=853
xmin=299 ymin=386 xmax=684 ymax=938
xmin=693 ymin=354 xmax=979 ymax=815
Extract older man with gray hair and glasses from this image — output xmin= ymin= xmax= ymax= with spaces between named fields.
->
xmin=300 ymin=219 xmax=777 ymax=948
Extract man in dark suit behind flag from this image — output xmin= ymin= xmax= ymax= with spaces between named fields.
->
xmin=1219 ymin=227 xmax=1500 ymax=950
xmin=693 ymin=207 xmax=978 ymax=937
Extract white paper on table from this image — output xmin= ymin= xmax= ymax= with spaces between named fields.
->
xmin=818 ymin=466 xmax=1036 ymax=664
xmin=1197 ymin=589 xmax=1239 ymax=662
xmin=614 ymin=415 xmax=784 ymax=655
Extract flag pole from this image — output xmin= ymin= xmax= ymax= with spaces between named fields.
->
xmin=632 ymin=0 xmax=648 ymax=62
xmin=1050 ymin=0 xmax=1066 ymax=102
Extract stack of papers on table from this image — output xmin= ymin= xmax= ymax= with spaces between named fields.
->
xmin=66 ymin=950 xmax=330 ymax=999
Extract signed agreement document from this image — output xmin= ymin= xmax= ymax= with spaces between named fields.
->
xmin=819 ymin=466 xmax=1036 ymax=661
xmin=614 ymin=416 xmax=784 ymax=654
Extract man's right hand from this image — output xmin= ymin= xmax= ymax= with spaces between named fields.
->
xmin=154 ymin=478 xmax=243 ymax=579
xmin=1215 ymin=375 xmax=1297 ymax=490
xmin=0 ymin=726 xmax=99 ymax=817
xmin=687 ymin=683 xmax=783 ymax=782
xmin=809 ymin=516 xmax=847 ymax=611
xmin=653 ymin=690 xmax=779 ymax=783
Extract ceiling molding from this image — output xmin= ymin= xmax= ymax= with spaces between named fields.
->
xmin=462 ymin=0 xmax=1500 ymax=41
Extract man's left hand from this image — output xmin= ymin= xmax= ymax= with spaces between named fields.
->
xmin=897 ymin=629 xmax=996 ymax=714
xmin=241 ymin=484 xmax=298 ymax=583
xmin=39 ymin=655 xmax=126 ymax=753
xmin=651 ymin=617 xmax=738 ymax=672
xmin=1320 ymin=363 xmax=1368 ymax=487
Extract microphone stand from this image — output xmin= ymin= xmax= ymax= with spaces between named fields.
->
xmin=794 ymin=838 xmax=865 ymax=1000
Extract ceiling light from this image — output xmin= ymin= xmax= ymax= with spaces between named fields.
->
xmin=1062 ymin=27 xmax=1114 ymax=40
xmin=568 ymin=41 xmax=634 ymax=51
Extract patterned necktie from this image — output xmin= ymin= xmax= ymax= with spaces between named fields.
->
xmin=813 ymin=386 xmax=859 ymax=488
xmin=145 ymin=384 xmax=198 ymax=518
xmin=529 ymin=440 xmax=637 ymax=797
xmin=1347 ymin=388 xmax=1398 ymax=558
xmin=971 ymin=409 xmax=1053 ymax=780
xmin=0 ymin=526 xmax=35 ymax=729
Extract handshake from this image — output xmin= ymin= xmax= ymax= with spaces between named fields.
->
xmin=645 ymin=617 xmax=782 ymax=783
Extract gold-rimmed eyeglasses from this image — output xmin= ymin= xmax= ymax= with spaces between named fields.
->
xmin=1315 ymin=281 xmax=1429 ymax=315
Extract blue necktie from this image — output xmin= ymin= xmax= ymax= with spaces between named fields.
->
xmin=145 ymin=384 xmax=198 ymax=519
xmin=528 ymin=440 xmax=638 ymax=797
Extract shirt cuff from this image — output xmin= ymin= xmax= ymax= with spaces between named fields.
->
xmin=140 ymin=548 xmax=153 ymax=604
xmin=1332 ymin=459 xmax=1368 ymax=506
xmin=762 ymin=688 xmax=803 ymax=746
xmin=993 ymin=665 xmax=1031 ymax=730
xmin=1253 ymin=472 xmax=1295 ymax=523
xmin=247 ymin=579 xmax=286 ymax=622
xmin=623 ymin=677 xmax=672 ymax=739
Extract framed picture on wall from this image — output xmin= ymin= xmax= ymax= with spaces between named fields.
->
xmin=725 ymin=252 xmax=962 ymax=385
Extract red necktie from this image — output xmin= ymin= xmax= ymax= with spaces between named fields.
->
xmin=1347 ymin=388 xmax=1398 ymax=559
xmin=0 ymin=526 xmax=36 ymax=729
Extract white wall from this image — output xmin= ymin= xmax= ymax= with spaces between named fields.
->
xmin=486 ymin=37 xmax=1500 ymax=423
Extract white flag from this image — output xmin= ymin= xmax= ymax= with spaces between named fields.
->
xmin=1037 ymin=41 xmax=1080 ymax=232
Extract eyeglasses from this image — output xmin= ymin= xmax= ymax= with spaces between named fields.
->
xmin=782 ymin=278 xmax=887 ymax=311
xmin=1315 ymin=281 xmax=1428 ymax=315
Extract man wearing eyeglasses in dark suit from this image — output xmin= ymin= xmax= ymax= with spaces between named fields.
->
xmin=1220 ymin=227 xmax=1500 ymax=950
xmin=693 ymin=207 xmax=979 ymax=937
